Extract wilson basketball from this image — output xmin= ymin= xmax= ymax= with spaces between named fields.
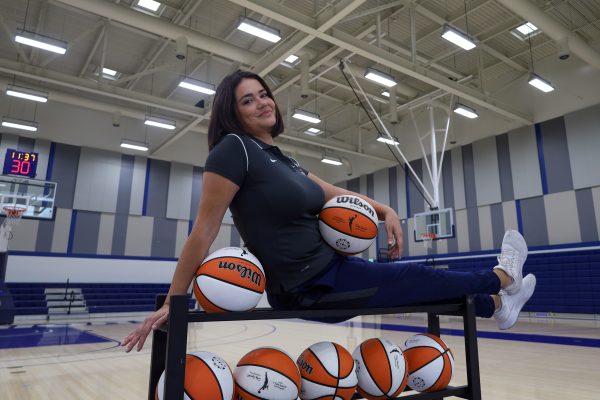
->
xmin=352 ymin=338 xmax=408 ymax=399
xmin=402 ymin=334 xmax=454 ymax=393
xmin=193 ymin=247 xmax=266 ymax=312
xmin=156 ymin=351 xmax=233 ymax=400
xmin=318 ymin=195 xmax=378 ymax=255
xmin=233 ymin=347 xmax=301 ymax=400
xmin=296 ymin=341 xmax=358 ymax=400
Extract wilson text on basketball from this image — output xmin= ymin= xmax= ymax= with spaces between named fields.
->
xmin=335 ymin=196 xmax=375 ymax=218
xmin=218 ymin=261 xmax=262 ymax=287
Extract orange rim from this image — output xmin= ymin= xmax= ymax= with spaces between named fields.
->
xmin=2 ymin=206 xmax=26 ymax=218
xmin=420 ymin=233 xmax=437 ymax=241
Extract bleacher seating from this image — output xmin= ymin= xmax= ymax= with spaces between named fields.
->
xmin=7 ymin=283 xmax=195 ymax=316
xmin=6 ymin=247 xmax=600 ymax=316
xmin=435 ymin=248 xmax=600 ymax=315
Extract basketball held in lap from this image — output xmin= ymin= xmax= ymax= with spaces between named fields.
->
xmin=318 ymin=195 xmax=378 ymax=255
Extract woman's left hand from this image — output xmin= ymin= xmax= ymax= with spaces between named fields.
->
xmin=384 ymin=207 xmax=403 ymax=259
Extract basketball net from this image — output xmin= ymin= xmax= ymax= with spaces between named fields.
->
xmin=420 ymin=232 xmax=436 ymax=251
xmin=0 ymin=205 xmax=26 ymax=252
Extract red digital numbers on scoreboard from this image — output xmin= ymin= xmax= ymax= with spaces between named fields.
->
xmin=3 ymin=149 xmax=38 ymax=178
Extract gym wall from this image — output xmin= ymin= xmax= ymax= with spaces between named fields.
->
xmin=343 ymin=102 xmax=600 ymax=259
xmin=4 ymin=101 xmax=600 ymax=282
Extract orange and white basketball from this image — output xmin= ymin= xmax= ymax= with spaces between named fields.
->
xmin=297 ymin=341 xmax=357 ymax=400
xmin=402 ymin=333 xmax=454 ymax=393
xmin=193 ymin=247 xmax=265 ymax=312
xmin=352 ymin=338 xmax=408 ymax=399
xmin=156 ymin=351 xmax=234 ymax=400
xmin=318 ymin=195 xmax=378 ymax=255
xmin=233 ymin=347 xmax=301 ymax=400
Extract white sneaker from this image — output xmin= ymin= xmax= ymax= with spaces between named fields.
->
xmin=494 ymin=274 xmax=536 ymax=330
xmin=493 ymin=230 xmax=528 ymax=295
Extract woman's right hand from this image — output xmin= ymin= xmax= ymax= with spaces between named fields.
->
xmin=121 ymin=303 xmax=169 ymax=352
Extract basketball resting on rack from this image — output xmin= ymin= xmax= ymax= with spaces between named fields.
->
xmin=193 ymin=247 xmax=266 ymax=312
xmin=155 ymin=351 xmax=234 ymax=400
xmin=402 ymin=333 xmax=454 ymax=393
xmin=318 ymin=195 xmax=378 ymax=255
xmin=352 ymin=337 xmax=409 ymax=399
xmin=233 ymin=347 xmax=301 ymax=400
xmin=296 ymin=341 xmax=358 ymax=400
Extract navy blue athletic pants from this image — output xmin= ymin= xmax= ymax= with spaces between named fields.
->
xmin=268 ymin=254 xmax=500 ymax=318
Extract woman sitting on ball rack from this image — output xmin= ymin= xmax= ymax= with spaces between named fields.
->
xmin=122 ymin=70 xmax=536 ymax=352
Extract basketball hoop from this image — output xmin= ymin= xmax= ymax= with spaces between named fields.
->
xmin=2 ymin=204 xmax=27 ymax=229
xmin=420 ymin=232 xmax=437 ymax=250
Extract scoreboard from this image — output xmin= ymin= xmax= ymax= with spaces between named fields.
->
xmin=2 ymin=149 xmax=38 ymax=178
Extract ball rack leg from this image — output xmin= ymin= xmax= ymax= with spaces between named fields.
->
xmin=148 ymin=295 xmax=188 ymax=400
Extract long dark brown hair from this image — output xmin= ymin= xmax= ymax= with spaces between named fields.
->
xmin=207 ymin=70 xmax=284 ymax=150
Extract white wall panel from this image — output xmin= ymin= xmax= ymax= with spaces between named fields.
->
xmin=125 ymin=215 xmax=153 ymax=256
xmin=210 ymin=224 xmax=232 ymax=253
xmin=9 ymin=219 xmax=39 ymax=251
xmin=544 ymin=191 xmax=581 ymax=245
xmin=455 ymin=209 xmax=469 ymax=252
xmin=51 ymin=208 xmax=72 ymax=253
xmin=477 ymin=205 xmax=494 ymax=250
xmin=175 ymin=220 xmax=189 ymax=257
xmin=73 ymin=147 xmax=120 ymax=212
xmin=502 ymin=201 xmax=518 ymax=232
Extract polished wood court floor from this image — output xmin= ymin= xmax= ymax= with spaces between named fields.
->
xmin=1 ymin=312 xmax=599 ymax=399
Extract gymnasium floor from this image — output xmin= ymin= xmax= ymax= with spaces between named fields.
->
xmin=1 ymin=312 xmax=599 ymax=399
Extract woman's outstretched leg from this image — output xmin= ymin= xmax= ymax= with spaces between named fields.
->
xmin=298 ymin=230 xmax=535 ymax=328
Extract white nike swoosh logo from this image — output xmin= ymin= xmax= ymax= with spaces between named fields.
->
xmin=270 ymin=159 xmax=277 ymax=162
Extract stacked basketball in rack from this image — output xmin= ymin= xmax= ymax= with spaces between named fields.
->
xmin=155 ymin=334 xmax=455 ymax=399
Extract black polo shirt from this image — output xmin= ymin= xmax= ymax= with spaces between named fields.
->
xmin=204 ymin=133 xmax=335 ymax=294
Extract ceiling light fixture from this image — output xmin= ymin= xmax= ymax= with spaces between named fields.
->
xmin=120 ymin=139 xmax=149 ymax=152
xmin=136 ymin=0 xmax=161 ymax=12
xmin=237 ymin=17 xmax=281 ymax=43
xmin=511 ymin=22 xmax=539 ymax=40
xmin=292 ymin=109 xmax=321 ymax=124
xmin=528 ymin=73 xmax=555 ymax=93
xmin=453 ymin=103 xmax=479 ymax=119
xmin=376 ymin=134 xmax=400 ymax=145
xmin=5 ymin=85 xmax=48 ymax=103
xmin=526 ymin=36 xmax=554 ymax=93
xmin=14 ymin=30 xmax=67 ymax=55
xmin=321 ymin=154 xmax=343 ymax=166
xmin=364 ymin=68 xmax=397 ymax=87
xmin=98 ymin=67 xmax=122 ymax=80
xmin=441 ymin=24 xmax=476 ymax=50
xmin=1 ymin=117 xmax=38 ymax=132
xmin=144 ymin=115 xmax=176 ymax=130
xmin=284 ymin=54 xmax=299 ymax=64
xmin=178 ymin=77 xmax=216 ymax=95
xmin=304 ymin=127 xmax=322 ymax=136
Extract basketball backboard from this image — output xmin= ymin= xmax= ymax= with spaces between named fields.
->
xmin=414 ymin=208 xmax=454 ymax=241
xmin=0 ymin=175 xmax=57 ymax=220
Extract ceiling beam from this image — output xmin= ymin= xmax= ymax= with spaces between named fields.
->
xmin=53 ymin=0 xmax=260 ymax=65
xmin=227 ymin=0 xmax=532 ymax=125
